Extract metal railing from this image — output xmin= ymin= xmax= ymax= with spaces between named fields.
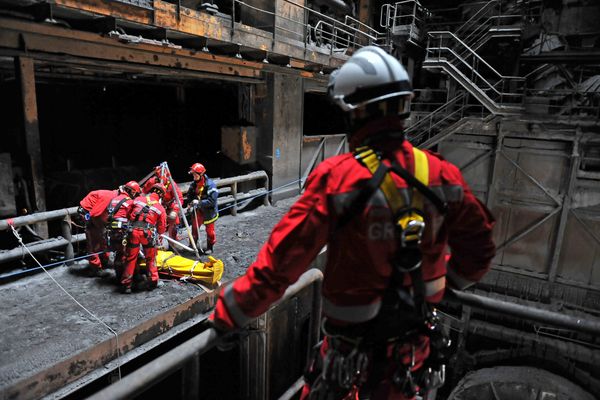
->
xmin=425 ymin=31 xmax=525 ymax=111
xmin=0 ymin=171 xmax=271 ymax=265
xmin=523 ymin=88 xmax=600 ymax=119
xmin=234 ymin=0 xmax=389 ymax=58
xmin=83 ymin=269 xmax=600 ymax=400
xmin=87 ymin=268 xmax=324 ymax=400
xmin=380 ymin=0 xmax=429 ymax=44
xmin=301 ymin=134 xmax=348 ymax=189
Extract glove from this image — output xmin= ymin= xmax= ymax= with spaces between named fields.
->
xmin=192 ymin=199 xmax=199 ymax=208
xmin=77 ymin=206 xmax=91 ymax=222
xmin=202 ymin=319 xmax=244 ymax=352
xmin=168 ymin=210 xmax=178 ymax=221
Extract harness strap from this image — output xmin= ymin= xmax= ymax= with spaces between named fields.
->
xmin=107 ymin=197 xmax=129 ymax=222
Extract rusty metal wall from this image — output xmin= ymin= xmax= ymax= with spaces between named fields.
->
xmin=438 ymin=125 xmax=600 ymax=295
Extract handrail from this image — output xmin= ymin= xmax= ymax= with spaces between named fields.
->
xmin=0 ymin=171 xmax=271 ymax=264
xmin=87 ymin=268 xmax=324 ymax=400
xmin=427 ymin=47 xmax=520 ymax=101
xmin=427 ymin=31 xmax=524 ymax=81
xmin=234 ymin=0 xmax=389 ymax=53
xmin=407 ymin=92 xmax=466 ymax=133
xmin=455 ymin=0 xmax=499 ymax=38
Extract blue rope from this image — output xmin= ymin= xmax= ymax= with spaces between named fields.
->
xmin=0 ymin=251 xmax=103 ymax=280
xmin=218 ymin=178 xmax=303 ymax=213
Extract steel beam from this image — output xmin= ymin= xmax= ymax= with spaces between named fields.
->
xmin=15 ymin=56 xmax=47 ymax=238
xmin=548 ymin=130 xmax=582 ymax=282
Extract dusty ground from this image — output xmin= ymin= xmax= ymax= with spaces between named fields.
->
xmin=0 ymin=197 xmax=296 ymax=397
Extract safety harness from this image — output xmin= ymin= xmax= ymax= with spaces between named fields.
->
xmin=106 ymin=196 xmax=130 ymax=230
xmin=309 ymin=145 xmax=450 ymax=399
xmin=105 ymin=196 xmax=130 ymax=248
xmin=131 ymin=196 xmax=162 ymax=230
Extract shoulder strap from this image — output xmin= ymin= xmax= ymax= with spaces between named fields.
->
xmin=390 ymin=148 xmax=447 ymax=215
xmin=108 ymin=197 xmax=129 ymax=221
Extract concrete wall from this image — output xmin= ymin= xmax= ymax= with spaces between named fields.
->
xmin=255 ymin=73 xmax=304 ymax=202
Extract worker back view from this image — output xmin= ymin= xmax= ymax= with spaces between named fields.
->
xmin=210 ymin=46 xmax=495 ymax=399
xmin=121 ymin=183 xmax=167 ymax=293
xmin=78 ymin=188 xmax=118 ymax=276
xmin=105 ymin=181 xmax=141 ymax=280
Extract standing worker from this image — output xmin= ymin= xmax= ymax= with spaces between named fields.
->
xmin=78 ymin=187 xmax=118 ymax=276
xmin=209 ymin=47 xmax=495 ymax=399
xmin=121 ymin=183 xmax=167 ymax=293
xmin=105 ymin=181 xmax=141 ymax=280
xmin=143 ymin=165 xmax=183 ymax=240
xmin=185 ymin=163 xmax=218 ymax=254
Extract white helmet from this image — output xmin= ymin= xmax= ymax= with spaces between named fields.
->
xmin=329 ymin=46 xmax=412 ymax=113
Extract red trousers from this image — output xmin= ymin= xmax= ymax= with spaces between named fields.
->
xmin=86 ymin=219 xmax=108 ymax=269
xmin=191 ymin=211 xmax=216 ymax=246
xmin=300 ymin=335 xmax=430 ymax=400
xmin=122 ymin=228 xmax=159 ymax=288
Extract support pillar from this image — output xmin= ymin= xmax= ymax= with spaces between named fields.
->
xmin=16 ymin=56 xmax=47 ymax=237
xmin=255 ymin=73 xmax=304 ymax=203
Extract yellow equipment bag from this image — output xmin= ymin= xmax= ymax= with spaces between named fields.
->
xmin=154 ymin=250 xmax=224 ymax=285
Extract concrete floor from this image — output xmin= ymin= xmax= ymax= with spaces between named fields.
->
xmin=0 ymin=197 xmax=296 ymax=399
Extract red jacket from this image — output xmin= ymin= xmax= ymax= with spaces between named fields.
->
xmin=143 ymin=176 xmax=183 ymax=215
xmin=212 ymin=139 xmax=495 ymax=330
xmin=106 ymin=192 xmax=134 ymax=222
xmin=130 ymin=193 xmax=167 ymax=235
xmin=79 ymin=190 xmax=118 ymax=221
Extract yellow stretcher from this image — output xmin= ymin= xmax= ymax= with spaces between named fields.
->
xmin=154 ymin=250 xmax=224 ymax=285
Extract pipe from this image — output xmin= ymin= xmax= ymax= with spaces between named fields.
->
xmin=0 ymin=234 xmax=86 ymax=263
xmin=468 ymin=320 xmax=600 ymax=366
xmin=0 ymin=207 xmax=78 ymax=231
xmin=88 ymin=268 xmax=324 ymax=400
xmin=160 ymin=234 xmax=194 ymax=253
xmin=448 ymin=289 xmax=600 ymax=336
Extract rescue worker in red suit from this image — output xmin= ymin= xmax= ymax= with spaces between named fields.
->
xmin=121 ymin=183 xmax=167 ymax=293
xmin=210 ymin=47 xmax=495 ymax=399
xmin=105 ymin=181 xmax=141 ymax=280
xmin=184 ymin=163 xmax=219 ymax=254
xmin=78 ymin=188 xmax=118 ymax=276
xmin=142 ymin=166 xmax=183 ymax=240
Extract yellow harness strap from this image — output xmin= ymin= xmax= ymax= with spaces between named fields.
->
xmin=355 ymin=146 xmax=429 ymax=240
xmin=146 ymin=195 xmax=157 ymax=206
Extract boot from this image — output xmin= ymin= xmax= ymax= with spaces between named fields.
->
xmin=203 ymin=242 xmax=214 ymax=255
xmin=120 ymin=285 xmax=132 ymax=294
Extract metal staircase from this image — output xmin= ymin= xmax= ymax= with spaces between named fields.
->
xmin=400 ymin=0 xmax=533 ymax=146
xmin=423 ymin=31 xmax=524 ymax=115
xmin=406 ymin=92 xmax=468 ymax=147
xmin=454 ymin=0 xmax=522 ymax=54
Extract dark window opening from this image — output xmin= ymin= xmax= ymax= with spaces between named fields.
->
xmin=303 ymin=92 xmax=347 ymax=136
xmin=580 ymin=143 xmax=600 ymax=172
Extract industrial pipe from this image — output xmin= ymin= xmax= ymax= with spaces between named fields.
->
xmin=0 ymin=234 xmax=86 ymax=263
xmin=449 ymin=289 xmax=600 ymax=336
xmin=0 ymin=207 xmax=78 ymax=231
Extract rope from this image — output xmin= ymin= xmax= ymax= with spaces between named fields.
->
xmin=218 ymin=178 xmax=303 ymax=213
xmin=1 ymin=251 xmax=104 ymax=280
xmin=7 ymin=222 xmax=123 ymax=380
